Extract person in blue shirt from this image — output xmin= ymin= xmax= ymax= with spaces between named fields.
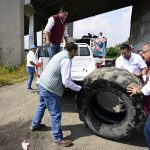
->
xmin=92 ymin=37 xmax=107 ymax=58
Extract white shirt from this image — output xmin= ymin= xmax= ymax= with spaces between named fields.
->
xmin=115 ymin=52 xmax=147 ymax=76
xmin=60 ymin=58 xmax=81 ymax=91
xmin=44 ymin=17 xmax=68 ymax=37
xmin=141 ymin=78 xmax=150 ymax=96
xmin=26 ymin=51 xmax=37 ymax=67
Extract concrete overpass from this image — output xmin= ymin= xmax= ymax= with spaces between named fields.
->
xmin=0 ymin=0 xmax=150 ymax=65
xmin=24 ymin=0 xmax=135 ymax=35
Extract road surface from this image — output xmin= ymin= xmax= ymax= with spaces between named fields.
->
xmin=0 ymin=81 xmax=148 ymax=150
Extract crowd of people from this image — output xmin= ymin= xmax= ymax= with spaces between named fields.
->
xmin=25 ymin=6 xmax=150 ymax=149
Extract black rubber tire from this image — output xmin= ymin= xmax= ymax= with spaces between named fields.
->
xmin=75 ymin=67 xmax=145 ymax=140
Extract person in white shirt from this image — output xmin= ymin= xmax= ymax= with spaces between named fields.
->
xmin=30 ymin=42 xmax=89 ymax=147
xmin=44 ymin=6 xmax=69 ymax=59
xmin=127 ymin=41 xmax=150 ymax=149
xmin=115 ymin=43 xmax=147 ymax=77
xmin=26 ymin=45 xmax=37 ymax=91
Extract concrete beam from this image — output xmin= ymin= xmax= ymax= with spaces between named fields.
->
xmin=130 ymin=0 xmax=150 ymax=50
xmin=0 ymin=0 xmax=24 ymax=65
xmin=25 ymin=0 xmax=31 ymax=5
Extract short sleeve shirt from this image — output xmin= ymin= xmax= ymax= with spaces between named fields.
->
xmin=115 ymin=52 xmax=147 ymax=76
xmin=141 ymin=78 xmax=150 ymax=96
xmin=26 ymin=51 xmax=37 ymax=67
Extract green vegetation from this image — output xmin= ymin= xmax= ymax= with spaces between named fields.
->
xmin=106 ymin=45 xmax=120 ymax=58
xmin=0 ymin=39 xmax=129 ymax=87
xmin=0 ymin=62 xmax=28 ymax=87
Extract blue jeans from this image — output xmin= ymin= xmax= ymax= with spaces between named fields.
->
xmin=32 ymin=84 xmax=63 ymax=141
xmin=144 ymin=113 xmax=150 ymax=150
xmin=26 ymin=66 xmax=35 ymax=89
xmin=47 ymin=44 xmax=60 ymax=59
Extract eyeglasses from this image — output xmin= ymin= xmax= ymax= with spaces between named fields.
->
xmin=142 ymin=49 xmax=150 ymax=54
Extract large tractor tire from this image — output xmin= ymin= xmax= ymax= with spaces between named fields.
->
xmin=75 ymin=67 xmax=145 ymax=140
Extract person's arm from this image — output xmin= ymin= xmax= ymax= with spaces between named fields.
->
xmin=138 ymin=55 xmax=147 ymax=75
xmin=45 ymin=32 xmax=51 ymax=47
xmin=141 ymin=68 xmax=147 ymax=75
xmin=141 ymin=79 xmax=150 ymax=95
xmin=115 ymin=58 xmax=121 ymax=68
xmin=29 ymin=53 xmax=37 ymax=67
xmin=137 ymin=55 xmax=147 ymax=79
xmin=44 ymin=17 xmax=54 ymax=46
xmin=127 ymin=86 xmax=142 ymax=96
xmin=63 ymin=25 xmax=69 ymax=44
xmin=141 ymin=67 xmax=147 ymax=81
xmin=127 ymin=79 xmax=150 ymax=96
xmin=60 ymin=58 xmax=81 ymax=91
xmin=29 ymin=61 xmax=37 ymax=67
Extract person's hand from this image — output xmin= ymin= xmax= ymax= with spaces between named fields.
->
xmin=34 ymin=63 xmax=38 ymax=69
xmin=79 ymin=86 xmax=91 ymax=95
xmin=45 ymin=42 xmax=50 ymax=47
xmin=127 ymin=86 xmax=140 ymax=96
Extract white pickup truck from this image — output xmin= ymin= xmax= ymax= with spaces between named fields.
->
xmin=36 ymin=43 xmax=105 ymax=82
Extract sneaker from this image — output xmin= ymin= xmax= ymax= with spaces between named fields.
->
xmin=53 ymin=139 xmax=72 ymax=147
xmin=30 ymin=124 xmax=46 ymax=131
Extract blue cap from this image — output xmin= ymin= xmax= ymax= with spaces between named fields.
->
xmin=30 ymin=45 xmax=36 ymax=49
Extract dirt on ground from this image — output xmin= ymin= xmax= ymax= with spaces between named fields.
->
xmin=0 ymin=81 xmax=148 ymax=150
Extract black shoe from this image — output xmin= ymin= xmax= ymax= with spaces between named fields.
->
xmin=30 ymin=124 xmax=46 ymax=131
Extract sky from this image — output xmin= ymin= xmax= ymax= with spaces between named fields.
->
xmin=24 ymin=6 xmax=132 ymax=49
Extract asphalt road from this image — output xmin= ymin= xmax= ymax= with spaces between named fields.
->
xmin=0 ymin=80 xmax=148 ymax=150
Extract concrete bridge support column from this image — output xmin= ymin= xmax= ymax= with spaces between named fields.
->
xmin=0 ymin=0 xmax=24 ymax=65
xmin=130 ymin=0 xmax=150 ymax=50
xmin=29 ymin=15 xmax=37 ymax=47
xmin=29 ymin=15 xmax=34 ymax=47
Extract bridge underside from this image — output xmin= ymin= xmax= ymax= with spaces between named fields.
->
xmin=0 ymin=0 xmax=150 ymax=65
xmin=24 ymin=0 xmax=135 ymax=35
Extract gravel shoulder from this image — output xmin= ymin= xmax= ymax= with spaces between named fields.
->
xmin=0 ymin=81 xmax=147 ymax=150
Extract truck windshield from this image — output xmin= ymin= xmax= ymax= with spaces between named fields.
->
xmin=80 ymin=47 xmax=90 ymax=56
xmin=60 ymin=45 xmax=90 ymax=56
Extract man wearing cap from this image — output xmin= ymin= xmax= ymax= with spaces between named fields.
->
xmin=44 ymin=6 xmax=69 ymax=59
xmin=26 ymin=45 xmax=37 ymax=92
xmin=115 ymin=43 xmax=147 ymax=79
xmin=127 ymin=41 xmax=150 ymax=149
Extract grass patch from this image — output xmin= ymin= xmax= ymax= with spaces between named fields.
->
xmin=0 ymin=63 xmax=28 ymax=87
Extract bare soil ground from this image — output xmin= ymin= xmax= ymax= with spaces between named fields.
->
xmin=0 ymin=81 xmax=148 ymax=150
